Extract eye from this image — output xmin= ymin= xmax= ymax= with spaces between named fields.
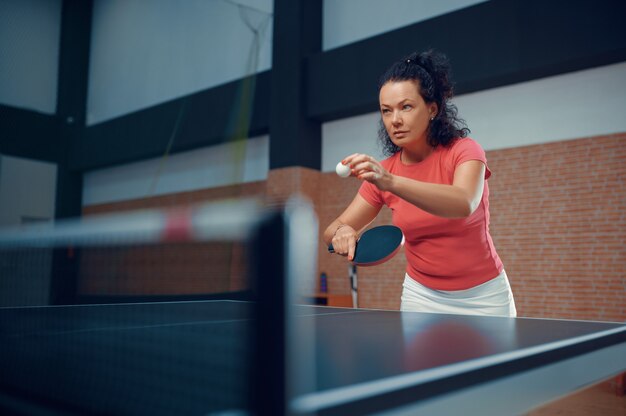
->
xmin=381 ymin=108 xmax=391 ymax=114
xmin=403 ymin=104 xmax=412 ymax=110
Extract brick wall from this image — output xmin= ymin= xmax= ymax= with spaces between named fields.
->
xmin=80 ymin=181 xmax=265 ymax=296
xmin=488 ymin=133 xmax=626 ymax=321
xmin=82 ymin=133 xmax=625 ymax=321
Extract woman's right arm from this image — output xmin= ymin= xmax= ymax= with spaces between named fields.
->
xmin=323 ymin=193 xmax=381 ymax=261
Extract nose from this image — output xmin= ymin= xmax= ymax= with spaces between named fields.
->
xmin=391 ymin=110 xmax=402 ymax=126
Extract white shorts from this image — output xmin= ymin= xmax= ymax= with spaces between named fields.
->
xmin=400 ymin=270 xmax=517 ymax=317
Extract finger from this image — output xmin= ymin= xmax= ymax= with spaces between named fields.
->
xmin=331 ymin=238 xmax=345 ymax=255
xmin=347 ymin=237 xmax=357 ymax=261
xmin=357 ymin=171 xmax=380 ymax=181
xmin=342 ymin=153 xmax=362 ymax=165
xmin=354 ymin=163 xmax=380 ymax=178
xmin=345 ymin=154 xmax=373 ymax=167
xmin=337 ymin=246 xmax=349 ymax=257
xmin=332 ymin=234 xmax=344 ymax=251
xmin=351 ymin=160 xmax=373 ymax=172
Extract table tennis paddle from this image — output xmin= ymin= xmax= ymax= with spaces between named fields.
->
xmin=328 ymin=225 xmax=404 ymax=267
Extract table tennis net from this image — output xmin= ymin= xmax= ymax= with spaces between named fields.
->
xmin=0 ymin=199 xmax=262 ymax=306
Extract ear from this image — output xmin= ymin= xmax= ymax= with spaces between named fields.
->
xmin=429 ymin=102 xmax=439 ymax=119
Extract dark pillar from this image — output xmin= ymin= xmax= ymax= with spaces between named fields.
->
xmin=269 ymin=0 xmax=322 ymax=170
xmin=50 ymin=0 xmax=93 ymax=305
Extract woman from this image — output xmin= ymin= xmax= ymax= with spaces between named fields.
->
xmin=323 ymin=50 xmax=516 ymax=317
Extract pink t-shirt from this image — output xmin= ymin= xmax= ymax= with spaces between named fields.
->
xmin=359 ymin=137 xmax=503 ymax=290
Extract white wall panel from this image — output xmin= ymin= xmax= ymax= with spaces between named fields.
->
xmin=322 ymin=112 xmax=384 ymax=171
xmin=0 ymin=0 xmax=62 ymax=113
xmin=82 ymin=135 xmax=269 ymax=205
xmin=454 ymin=61 xmax=626 ymax=151
xmin=87 ymin=0 xmax=273 ymax=125
xmin=0 ymin=154 xmax=57 ymax=226
xmin=323 ymin=0 xmax=488 ymax=51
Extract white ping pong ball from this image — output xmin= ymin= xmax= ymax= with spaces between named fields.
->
xmin=335 ymin=162 xmax=351 ymax=178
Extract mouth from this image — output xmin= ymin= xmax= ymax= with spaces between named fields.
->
xmin=392 ymin=130 xmax=409 ymax=138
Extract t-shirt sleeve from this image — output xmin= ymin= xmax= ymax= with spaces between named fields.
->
xmin=358 ymin=180 xmax=385 ymax=208
xmin=454 ymin=138 xmax=492 ymax=179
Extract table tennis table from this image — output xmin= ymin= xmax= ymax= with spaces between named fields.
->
xmin=1 ymin=299 xmax=625 ymax=415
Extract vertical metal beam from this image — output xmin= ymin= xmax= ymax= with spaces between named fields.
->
xmin=249 ymin=198 xmax=318 ymax=415
xmin=50 ymin=0 xmax=93 ymax=304
xmin=55 ymin=0 xmax=92 ymax=220
xmin=250 ymin=209 xmax=287 ymax=415
xmin=269 ymin=0 xmax=322 ymax=170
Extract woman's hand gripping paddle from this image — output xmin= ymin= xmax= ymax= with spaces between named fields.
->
xmin=328 ymin=225 xmax=404 ymax=267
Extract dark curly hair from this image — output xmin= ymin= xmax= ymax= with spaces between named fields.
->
xmin=377 ymin=49 xmax=469 ymax=156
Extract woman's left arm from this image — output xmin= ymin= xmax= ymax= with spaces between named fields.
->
xmin=350 ymin=155 xmax=485 ymax=218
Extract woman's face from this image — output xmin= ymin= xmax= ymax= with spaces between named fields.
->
xmin=379 ymin=80 xmax=437 ymax=148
